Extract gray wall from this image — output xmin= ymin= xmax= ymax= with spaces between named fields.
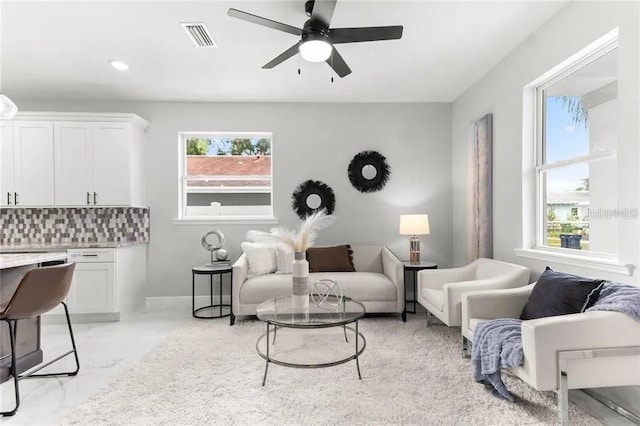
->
xmin=14 ymin=100 xmax=453 ymax=296
xmin=450 ymin=1 xmax=639 ymax=284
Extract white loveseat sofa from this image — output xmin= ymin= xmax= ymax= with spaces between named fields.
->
xmin=231 ymin=245 xmax=404 ymax=322
xmin=462 ymin=284 xmax=640 ymax=424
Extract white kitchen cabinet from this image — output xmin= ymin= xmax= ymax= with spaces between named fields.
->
xmin=55 ymin=245 xmax=147 ymax=321
xmin=54 ymin=122 xmax=91 ymax=206
xmin=66 ymin=248 xmax=116 ymax=315
xmin=91 ymin=122 xmax=132 ymax=206
xmin=4 ymin=112 xmax=149 ymax=207
xmin=1 ymin=121 xmax=54 ymax=206
xmin=0 ymin=122 xmax=14 ymax=206
xmin=67 ymin=262 xmax=117 ymax=314
xmin=54 ymin=121 xmax=134 ymax=206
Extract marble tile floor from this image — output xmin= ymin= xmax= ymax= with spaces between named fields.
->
xmin=0 ymin=306 xmax=190 ymax=426
xmin=0 ymin=306 xmax=636 ymax=425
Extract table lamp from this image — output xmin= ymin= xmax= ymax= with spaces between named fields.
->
xmin=399 ymin=214 xmax=430 ymax=264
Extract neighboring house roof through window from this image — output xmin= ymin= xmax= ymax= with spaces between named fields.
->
xmin=186 ymin=155 xmax=271 ymax=188
xmin=547 ymin=191 xmax=589 ymax=206
xmin=187 ymin=155 xmax=271 ymax=176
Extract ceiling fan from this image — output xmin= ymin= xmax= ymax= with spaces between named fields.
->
xmin=227 ymin=0 xmax=403 ymax=78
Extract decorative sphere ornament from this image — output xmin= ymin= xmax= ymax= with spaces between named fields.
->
xmin=215 ymin=248 xmax=229 ymax=261
xmin=311 ymin=279 xmax=344 ymax=310
xmin=201 ymin=230 xmax=226 ymax=265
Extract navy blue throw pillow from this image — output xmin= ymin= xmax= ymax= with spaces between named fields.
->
xmin=520 ymin=268 xmax=604 ymax=320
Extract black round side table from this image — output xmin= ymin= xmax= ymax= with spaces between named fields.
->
xmin=192 ymin=265 xmax=234 ymax=325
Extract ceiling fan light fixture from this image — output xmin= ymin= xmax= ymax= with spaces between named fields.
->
xmin=228 ymin=1 xmax=403 ymax=78
xmin=299 ymin=39 xmax=332 ymax=63
xmin=0 ymin=94 xmax=18 ymax=119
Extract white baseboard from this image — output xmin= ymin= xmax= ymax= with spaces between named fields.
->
xmin=42 ymin=312 xmax=120 ymax=324
xmin=44 ymin=297 xmax=233 ymax=321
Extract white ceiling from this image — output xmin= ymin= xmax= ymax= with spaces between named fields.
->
xmin=0 ymin=1 xmax=568 ymax=103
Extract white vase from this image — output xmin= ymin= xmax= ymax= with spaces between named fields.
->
xmin=292 ymin=251 xmax=309 ymax=311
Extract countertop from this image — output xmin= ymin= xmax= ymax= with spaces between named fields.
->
xmin=0 ymin=252 xmax=69 ymax=269
xmin=0 ymin=241 xmax=147 ymax=253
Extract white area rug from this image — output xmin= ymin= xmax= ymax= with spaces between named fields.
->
xmin=64 ymin=316 xmax=598 ymax=425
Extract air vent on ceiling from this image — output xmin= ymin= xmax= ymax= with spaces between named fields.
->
xmin=181 ymin=22 xmax=217 ymax=48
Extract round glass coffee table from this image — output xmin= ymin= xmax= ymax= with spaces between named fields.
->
xmin=255 ymin=295 xmax=366 ymax=386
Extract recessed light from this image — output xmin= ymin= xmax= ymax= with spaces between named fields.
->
xmin=109 ymin=60 xmax=129 ymax=71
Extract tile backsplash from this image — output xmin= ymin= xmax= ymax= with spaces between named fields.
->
xmin=0 ymin=207 xmax=150 ymax=245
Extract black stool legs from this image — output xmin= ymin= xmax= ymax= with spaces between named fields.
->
xmin=1 ymin=302 xmax=80 ymax=417
xmin=1 ymin=319 xmax=20 ymax=416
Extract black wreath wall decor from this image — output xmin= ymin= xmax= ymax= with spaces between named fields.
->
xmin=348 ymin=150 xmax=391 ymax=193
xmin=291 ymin=180 xmax=336 ymax=219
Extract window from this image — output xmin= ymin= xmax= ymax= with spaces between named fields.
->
xmin=178 ymin=132 xmax=273 ymax=220
xmin=534 ymin=37 xmax=618 ymax=256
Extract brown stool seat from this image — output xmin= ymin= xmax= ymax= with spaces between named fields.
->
xmin=1 ymin=263 xmax=80 ymax=417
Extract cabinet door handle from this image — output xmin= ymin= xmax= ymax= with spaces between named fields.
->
xmin=87 ymin=192 xmax=91 ymax=205
xmin=14 ymin=192 xmax=18 ymax=205
xmin=6 ymin=192 xmax=11 ymax=205
xmin=93 ymin=192 xmax=97 ymax=205
xmin=81 ymin=254 xmax=99 ymax=257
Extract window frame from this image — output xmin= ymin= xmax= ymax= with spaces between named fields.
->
xmin=533 ymin=39 xmax=618 ymax=257
xmin=174 ymin=131 xmax=278 ymax=224
xmin=517 ymin=28 xmax=631 ymax=275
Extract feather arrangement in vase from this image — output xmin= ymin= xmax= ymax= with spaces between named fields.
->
xmin=247 ymin=209 xmax=335 ymax=252
xmin=247 ymin=209 xmax=335 ymax=311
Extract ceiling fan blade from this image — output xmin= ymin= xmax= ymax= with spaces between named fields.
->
xmin=228 ymin=8 xmax=302 ymax=37
xmin=330 ymin=26 xmax=403 ymax=44
xmin=326 ymin=47 xmax=351 ymax=78
xmin=262 ymin=42 xmax=302 ymax=69
xmin=310 ymin=0 xmax=337 ymax=29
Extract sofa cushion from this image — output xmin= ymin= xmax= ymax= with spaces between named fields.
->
xmin=241 ymin=242 xmax=277 ymax=278
xmin=350 ymin=245 xmax=384 ymax=273
xmin=306 ymin=245 xmax=355 ymax=272
xmin=240 ymin=272 xmax=396 ymax=305
xmin=309 ymin=272 xmax=395 ymax=301
xmin=520 ymin=268 xmax=604 ymax=320
xmin=240 ymin=273 xmax=293 ymax=304
xmin=275 ymin=245 xmax=294 ymax=274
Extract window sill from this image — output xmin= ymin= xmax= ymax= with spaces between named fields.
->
xmin=172 ymin=216 xmax=279 ymax=226
xmin=514 ymin=248 xmax=633 ymax=276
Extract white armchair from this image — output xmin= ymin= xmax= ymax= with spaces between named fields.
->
xmin=416 ymin=258 xmax=530 ymax=328
xmin=462 ymin=285 xmax=640 ymax=424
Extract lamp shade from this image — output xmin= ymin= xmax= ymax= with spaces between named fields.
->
xmin=399 ymin=214 xmax=430 ymax=235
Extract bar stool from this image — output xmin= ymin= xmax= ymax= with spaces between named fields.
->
xmin=0 ymin=263 xmax=80 ymax=417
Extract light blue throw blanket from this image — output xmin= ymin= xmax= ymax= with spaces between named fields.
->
xmin=471 ymin=318 xmax=523 ymax=401
xmin=472 ymin=282 xmax=640 ymax=401
xmin=586 ymin=282 xmax=640 ymax=320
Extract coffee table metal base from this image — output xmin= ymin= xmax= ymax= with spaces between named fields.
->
xmin=256 ymin=321 xmax=366 ymax=386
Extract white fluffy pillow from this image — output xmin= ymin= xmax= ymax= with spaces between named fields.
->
xmin=241 ymin=242 xmax=277 ymax=278
xmin=275 ymin=245 xmax=294 ymax=274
